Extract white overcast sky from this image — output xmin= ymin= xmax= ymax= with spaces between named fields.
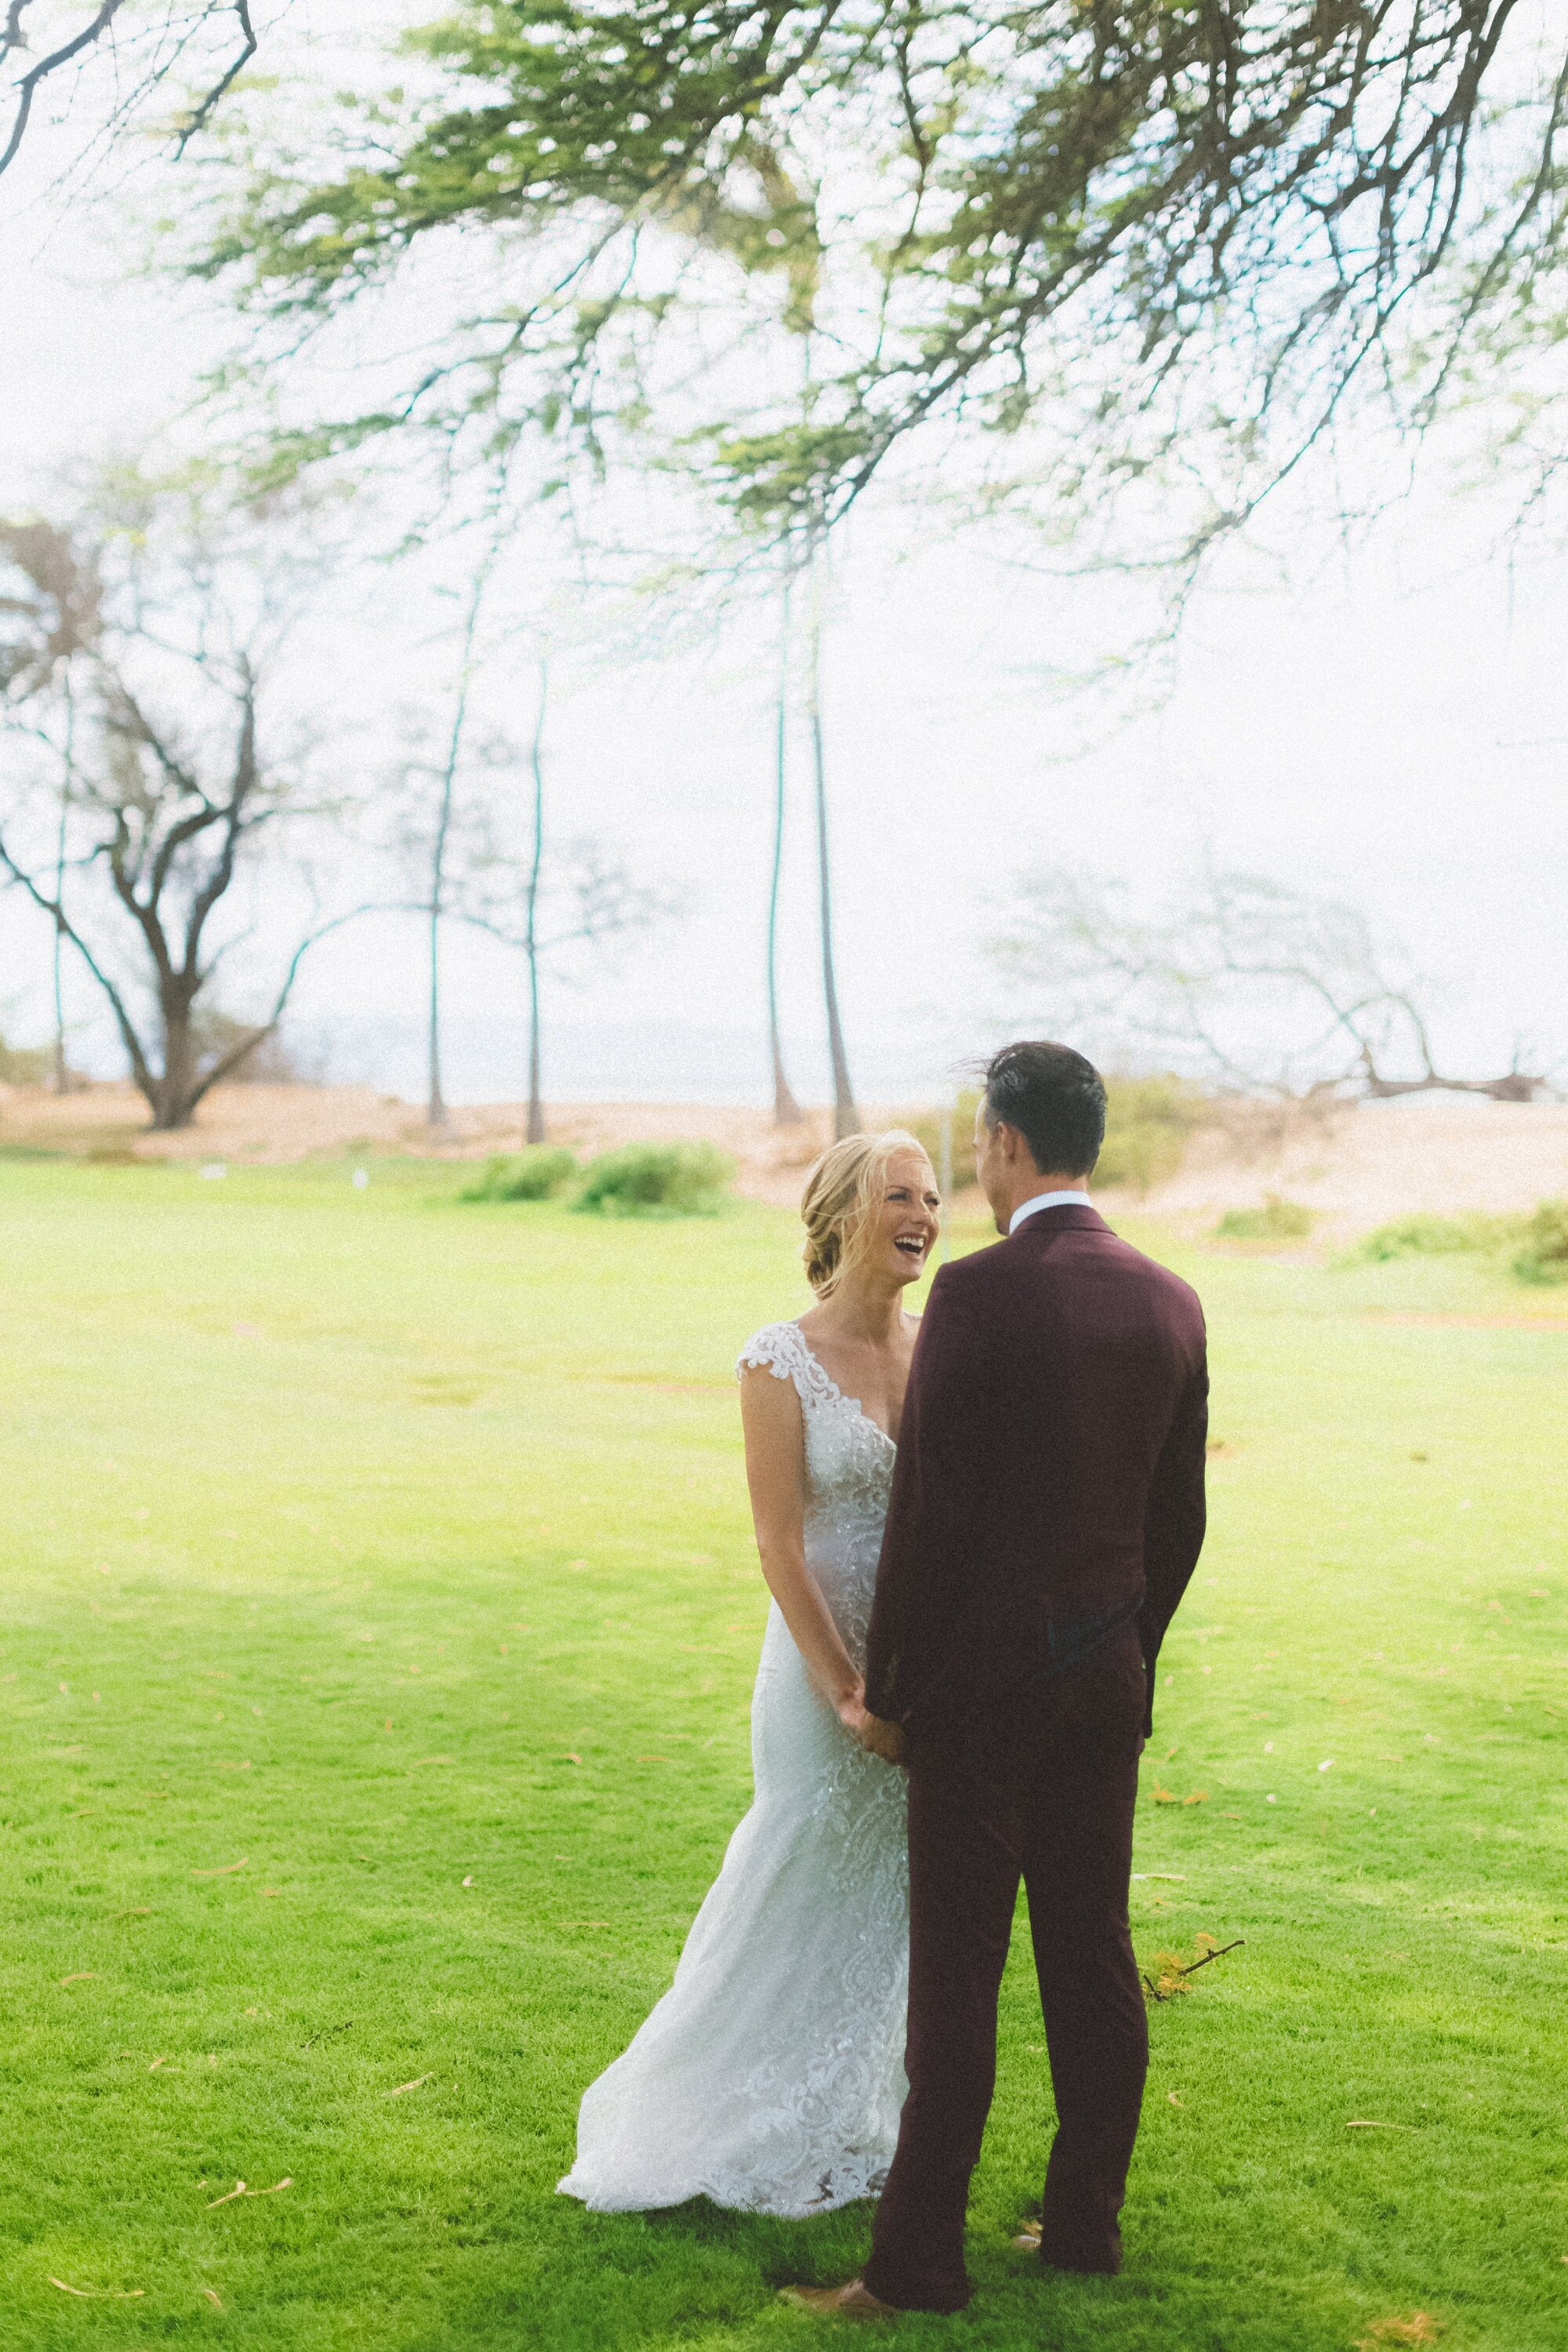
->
xmin=2 ymin=5 xmax=1565 ymax=1105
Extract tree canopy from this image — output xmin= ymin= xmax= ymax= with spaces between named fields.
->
xmin=197 ymin=2 xmax=1568 ymax=545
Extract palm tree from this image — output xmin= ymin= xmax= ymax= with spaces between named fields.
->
xmin=804 ymin=538 xmax=858 ymax=1139
xmin=767 ymin=576 xmax=804 ymax=1127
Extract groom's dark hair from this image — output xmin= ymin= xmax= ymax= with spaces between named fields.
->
xmin=982 ymin=1040 xmax=1106 ymax=1177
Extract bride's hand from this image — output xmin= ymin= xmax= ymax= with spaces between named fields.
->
xmin=831 ymin=1679 xmax=869 ymax=1737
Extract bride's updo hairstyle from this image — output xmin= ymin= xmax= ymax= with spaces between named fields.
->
xmin=800 ymin=1129 xmax=931 ymax=1298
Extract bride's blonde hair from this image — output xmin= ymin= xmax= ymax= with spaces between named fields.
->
xmin=800 ymin=1129 xmax=933 ymax=1298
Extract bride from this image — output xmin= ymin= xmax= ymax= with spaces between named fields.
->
xmin=558 ymin=1129 xmax=941 ymax=2217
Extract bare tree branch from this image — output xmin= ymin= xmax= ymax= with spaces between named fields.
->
xmin=175 ymin=0 xmax=256 ymax=158
xmin=0 ymin=2 xmax=127 ymax=180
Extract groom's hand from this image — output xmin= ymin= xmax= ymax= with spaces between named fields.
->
xmin=855 ymin=1711 xmax=907 ymax=1767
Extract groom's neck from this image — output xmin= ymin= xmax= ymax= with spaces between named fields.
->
xmin=993 ymin=1165 xmax=1090 ymax=1232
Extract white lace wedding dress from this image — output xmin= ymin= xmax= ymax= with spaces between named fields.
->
xmin=557 ymin=1320 xmax=910 ymax=2218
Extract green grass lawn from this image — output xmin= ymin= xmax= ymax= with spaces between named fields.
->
xmin=2 ymin=1156 xmax=1565 ymax=2351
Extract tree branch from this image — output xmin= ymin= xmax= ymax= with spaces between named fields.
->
xmin=0 ymin=1 xmax=129 ymax=178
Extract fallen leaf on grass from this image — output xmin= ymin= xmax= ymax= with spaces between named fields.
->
xmin=1347 ymin=2121 xmax=1417 ymax=2131
xmin=461 ymin=1875 xmax=474 ymax=1887
xmin=1149 ymin=1784 xmax=1179 ymax=1804
xmin=386 ymin=2074 xmax=433 ymax=2096
xmin=1182 ymin=1790 xmax=1209 ymax=1806
xmin=1354 ymin=2316 xmax=1441 ymax=2349
xmin=562 ymin=1751 xmax=583 ymax=1766
xmin=201 ymin=2287 xmax=223 ymax=2310
xmin=49 ymin=2278 xmax=143 ymax=2299
xmin=59 ymin=1972 xmax=97 ymax=1985
xmin=206 ymin=2178 xmax=292 ymax=2208
xmin=1167 ymin=2092 xmax=1184 ymax=2107
xmin=192 ymin=1857 xmax=248 ymax=1878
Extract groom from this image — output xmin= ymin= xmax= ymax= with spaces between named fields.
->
xmin=793 ymin=1040 xmax=1208 ymax=2318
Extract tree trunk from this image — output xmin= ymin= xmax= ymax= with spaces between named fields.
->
xmin=524 ymin=662 xmax=547 ymax=1146
xmin=427 ymin=574 xmax=488 ymax=1132
xmin=768 ymin=577 xmax=804 ymax=1126
xmin=148 ymin=984 xmax=200 ymax=1130
xmin=52 ymin=677 xmax=72 ymax=1093
xmin=427 ymin=890 xmax=447 ymax=1131
xmin=805 ymin=550 xmax=858 ymax=1141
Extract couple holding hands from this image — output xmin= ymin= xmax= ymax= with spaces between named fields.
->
xmin=562 ymin=1039 xmax=1209 ymax=2318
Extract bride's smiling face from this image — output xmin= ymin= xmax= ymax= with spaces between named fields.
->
xmin=866 ymin=1150 xmax=941 ymax=1288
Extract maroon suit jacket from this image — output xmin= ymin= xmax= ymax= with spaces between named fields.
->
xmin=864 ymin=1205 xmax=1207 ymax=1734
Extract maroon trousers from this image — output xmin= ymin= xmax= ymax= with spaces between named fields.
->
xmin=862 ymin=1622 xmax=1149 ymax=2314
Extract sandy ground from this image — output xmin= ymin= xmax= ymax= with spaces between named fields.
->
xmin=3 ymin=1079 xmax=1565 ymax=1235
xmin=1135 ymin=1090 xmax=1568 ymax=1235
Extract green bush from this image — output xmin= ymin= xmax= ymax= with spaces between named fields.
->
xmin=0 ymin=1033 xmax=51 ymax=1086
xmin=1216 ymin=1194 xmax=1314 ymax=1242
xmin=906 ymin=1090 xmax=983 ymax=1192
xmin=573 ymin=1141 xmax=735 ymax=1217
xmin=1348 ymin=1211 xmax=1523 ymax=1264
xmin=1096 ymin=1073 xmax=1213 ymax=1195
xmin=1513 ymin=1199 xmax=1568 ymax=1286
xmin=459 ymin=1146 xmax=579 ymax=1203
xmin=907 ymin=1073 xmax=1214 ymax=1199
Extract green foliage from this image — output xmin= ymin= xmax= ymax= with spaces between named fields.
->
xmin=1216 ymin=1194 xmax=1314 ymax=1242
xmin=1512 ymin=1198 xmax=1568 ymax=1286
xmin=573 ymin=1138 xmax=734 ymax=1215
xmin=192 ymin=3 xmax=1552 ymax=542
xmin=906 ymin=1088 xmax=983 ymax=1194
xmin=459 ymin=1145 xmax=580 ymax=1202
xmin=1348 ymin=1212 xmax=1526 ymax=1265
xmin=909 ymin=1074 xmax=1212 ymax=1200
xmin=0 ymin=1031 xmax=51 ymax=1084
xmin=1097 ymin=1075 xmax=1213 ymax=1196
xmin=1 ymin=1163 xmax=1565 ymax=2348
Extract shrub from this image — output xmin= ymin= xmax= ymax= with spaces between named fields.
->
xmin=459 ymin=1146 xmax=580 ymax=1203
xmin=1096 ymin=1073 xmax=1213 ymax=1195
xmin=1348 ymin=1212 xmax=1520 ymax=1264
xmin=906 ymin=1072 xmax=1214 ymax=1199
xmin=1216 ymin=1194 xmax=1314 ymax=1242
xmin=574 ymin=1140 xmax=735 ymax=1216
xmin=0 ymin=1033 xmax=53 ymax=1085
xmin=190 ymin=1009 xmax=324 ymax=1086
xmin=1513 ymin=1199 xmax=1568 ymax=1286
xmin=906 ymin=1090 xmax=982 ymax=1192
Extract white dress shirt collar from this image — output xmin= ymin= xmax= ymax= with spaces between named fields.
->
xmin=1008 ymin=1189 xmax=1093 ymax=1236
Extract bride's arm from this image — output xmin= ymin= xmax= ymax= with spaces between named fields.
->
xmin=739 ymin=1366 xmax=869 ymax=1736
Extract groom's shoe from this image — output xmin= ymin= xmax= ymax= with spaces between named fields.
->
xmin=1011 ymin=2218 xmax=1121 ymax=2275
xmin=779 ymin=2278 xmax=896 ymax=2320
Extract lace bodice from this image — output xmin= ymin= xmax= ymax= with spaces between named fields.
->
xmin=735 ymin=1320 xmax=898 ymax=1661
